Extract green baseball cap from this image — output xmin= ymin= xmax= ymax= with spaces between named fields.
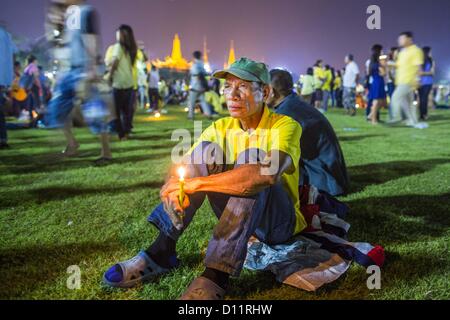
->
xmin=213 ymin=57 xmax=270 ymax=84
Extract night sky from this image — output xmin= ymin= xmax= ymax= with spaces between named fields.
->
xmin=2 ymin=0 xmax=450 ymax=80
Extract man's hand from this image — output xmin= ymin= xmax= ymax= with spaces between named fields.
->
xmin=160 ymin=176 xmax=198 ymax=197
xmin=160 ymin=180 xmax=191 ymax=230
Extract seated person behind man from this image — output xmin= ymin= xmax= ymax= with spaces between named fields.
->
xmin=267 ymin=69 xmax=349 ymax=196
xmin=103 ymin=58 xmax=305 ymax=300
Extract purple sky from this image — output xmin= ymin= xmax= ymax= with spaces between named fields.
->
xmin=2 ymin=0 xmax=450 ymax=80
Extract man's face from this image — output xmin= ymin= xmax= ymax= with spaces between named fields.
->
xmin=223 ymin=74 xmax=268 ymax=119
xmin=398 ymin=35 xmax=411 ymax=48
xmin=345 ymin=56 xmax=350 ymax=64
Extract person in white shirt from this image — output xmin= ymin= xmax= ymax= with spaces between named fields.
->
xmin=342 ymin=54 xmax=360 ymax=116
xmin=188 ymin=51 xmax=212 ymax=120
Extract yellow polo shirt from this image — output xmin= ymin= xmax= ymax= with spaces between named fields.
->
xmin=314 ymin=66 xmax=326 ymax=90
xmin=322 ymin=69 xmax=333 ymax=91
xmin=187 ymin=106 xmax=306 ymax=235
xmin=396 ymin=45 xmax=424 ymax=88
xmin=105 ymin=45 xmax=144 ymax=90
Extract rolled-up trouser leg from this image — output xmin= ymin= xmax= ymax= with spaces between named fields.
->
xmin=204 ymin=148 xmax=297 ymax=277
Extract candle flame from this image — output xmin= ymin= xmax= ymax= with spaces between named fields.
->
xmin=177 ymin=167 xmax=186 ymax=180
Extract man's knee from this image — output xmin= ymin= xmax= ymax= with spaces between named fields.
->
xmin=235 ymin=148 xmax=267 ymax=167
xmin=187 ymin=141 xmax=226 ymax=176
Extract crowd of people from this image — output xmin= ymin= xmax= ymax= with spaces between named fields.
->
xmin=296 ymin=31 xmax=436 ymax=129
xmin=0 ymin=19 xmax=440 ymax=151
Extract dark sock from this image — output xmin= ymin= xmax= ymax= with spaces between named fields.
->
xmin=145 ymin=232 xmax=177 ymax=269
xmin=201 ymin=268 xmax=230 ymax=290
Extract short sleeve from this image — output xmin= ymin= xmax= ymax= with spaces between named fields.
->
xmin=111 ymin=43 xmax=122 ymax=60
xmin=270 ymin=117 xmax=302 ymax=170
xmin=186 ymin=122 xmax=219 ymax=156
xmin=413 ymin=48 xmax=424 ymax=66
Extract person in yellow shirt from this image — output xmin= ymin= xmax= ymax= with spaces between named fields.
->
xmin=321 ymin=65 xmax=333 ymax=111
xmin=299 ymin=67 xmax=315 ymax=104
xmin=204 ymin=90 xmax=221 ymax=113
xmin=312 ymin=60 xmax=326 ymax=111
xmin=103 ymin=58 xmax=305 ymax=300
xmin=390 ymin=31 xmax=424 ymax=127
xmin=106 ymin=25 xmax=138 ymax=140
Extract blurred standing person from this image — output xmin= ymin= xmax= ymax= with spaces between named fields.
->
xmin=188 ymin=51 xmax=212 ymax=120
xmin=130 ymin=48 xmax=146 ymax=131
xmin=367 ymin=44 xmax=387 ymax=125
xmin=390 ymin=32 xmax=424 ymax=127
xmin=148 ymin=65 xmax=160 ymax=112
xmin=386 ymin=47 xmax=398 ymax=120
xmin=418 ymin=46 xmax=435 ymax=120
xmin=0 ymin=23 xmax=17 ymax=149
xmin=321 ymin=65 xmax=333 ymax=112
xmin=312 ymin=60 xmax=326 ymax=111
xmin=137 ymin=59 xmax=148 ymax=109
xmin=334 ymin=70 xmax=343 ymax=108
xmin=11 ymin=61 xmax=27 ymax=118
xmin=22 ymin=55 xmax=43 ymax=125
xmin=45 ymin=0 xmax=112 ymax=164
xmin=107 ymin=25 xmax=137 ymax=141
xmin=342 ymin=54 xmax=360 ymax=116
xmin=299 ymin=67 xmax=315 ymax=104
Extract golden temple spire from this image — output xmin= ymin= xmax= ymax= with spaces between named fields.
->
xmin=171 ymin=34 xmax=183 ymax=61
xmin=227 ymin=40 xmax=236 ymax=68
xmin=152 ymin=34 xmax=192 ymax=71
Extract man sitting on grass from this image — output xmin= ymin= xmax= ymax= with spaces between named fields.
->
xmin=103 ymin=58 xmax=306 ymax=300
xmin=266 ymin=69 xmax=350 ymax=196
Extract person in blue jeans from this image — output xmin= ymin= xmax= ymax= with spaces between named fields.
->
xmin=103 ymin=58 xmax=306 ymax=300
xmin=418 ymin=46 xmax=435 ymax=121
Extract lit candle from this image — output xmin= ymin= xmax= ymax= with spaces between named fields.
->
xmin=177 ymin=167 xmax=186 ymax=206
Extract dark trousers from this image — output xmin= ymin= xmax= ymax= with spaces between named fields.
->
xmin=148 ymin=88 xmax=159 ymax=111
xmin=418 ymin=85 xmax=432 ymax=119
xmin=113 ymin=88 xmax=134 ymax=139
xmin=387 ymin=82 xmax=395 ymax=120
xmin=147 ymin=142 xmax=296 ymax=276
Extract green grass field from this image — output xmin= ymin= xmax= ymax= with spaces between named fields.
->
xmin=1 ymin=106 xmax=449 ymax=300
